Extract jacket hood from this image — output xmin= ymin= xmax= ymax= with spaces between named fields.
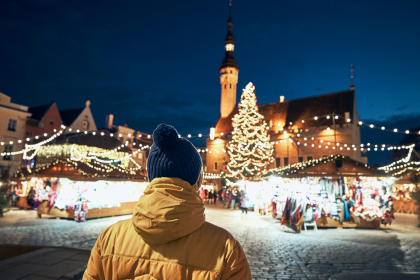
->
xmin=132 ymin=177 xmax=205 ymax=245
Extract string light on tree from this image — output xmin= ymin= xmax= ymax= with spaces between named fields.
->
xmin=226 ymin=82 xmax=274 ymax=179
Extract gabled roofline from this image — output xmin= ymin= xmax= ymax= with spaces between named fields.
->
xmin=59 ymin=107 xmax=85 ymax=127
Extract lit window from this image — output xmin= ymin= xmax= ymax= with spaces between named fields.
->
xmin=225 ymin=44 xmax=234 ymax=51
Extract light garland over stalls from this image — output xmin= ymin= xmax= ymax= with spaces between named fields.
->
xmin=30 ymin=143 xmax=149 ymax=174
xmin=273 ymin=135 xmax=415 ymax=152
xmin=1 ymin=127 xmax=66 ymax=159
xmin=226 ymin=82 xmax=275 ymax=179
xmin=377 ymin=144 xmax=415 ymax=170
xmin=17 ymin=158 xmax=147 ymax=179
xmin=264 ymin=154 xmax=377 ymax=177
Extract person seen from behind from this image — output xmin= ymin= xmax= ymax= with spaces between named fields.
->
xmin=213 ymin=189 xmax=217 ymax=204
xmin=83 ymin=124 xmax=251 ymax=280
xmin=231 ymin=187 xmax=238 ymax=210
xmin=27 ymin=187 xmax=36 ymax=209
xmin=208 ymin=189 xmax=213 ymax=204
xmin=222 ymin=188 xmax=226 ymax=207
xmin=227 ymin=188 xmax=232 ymax=209
xmin=241 ymin=191 xmax=250 ymax=217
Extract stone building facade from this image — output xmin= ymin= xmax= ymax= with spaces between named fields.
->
xmin=0 ymin=92 xmax=31 ymax=176
xmin=205 ymin=15 xmax=367 ymax=178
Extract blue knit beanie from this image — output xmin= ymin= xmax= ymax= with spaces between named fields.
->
xmin=147 ymin=124 xmax=202 ymax=186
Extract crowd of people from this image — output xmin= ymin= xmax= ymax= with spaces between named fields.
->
xmin=6 ymin=186 xmax=38 ymax=210
xmin=199 ymin=186 xmax=250 ymax=216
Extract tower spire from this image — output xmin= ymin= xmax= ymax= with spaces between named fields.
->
xmin=219 ymin=0 xmax=239 ymax=118
xmin=350 ymin=64 xmax=355 ymax=90
xmin=220 ymin=1 xmax=238 ymax=71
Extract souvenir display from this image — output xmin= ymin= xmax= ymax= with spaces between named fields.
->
xmin=25 ymin=177 xmax=148 ymax=211
xmin=245 ymin=175 xmax=394 ymax=230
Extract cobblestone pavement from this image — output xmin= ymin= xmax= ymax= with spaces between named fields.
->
xmin=1 ymin=206 xmax=420 ymax=280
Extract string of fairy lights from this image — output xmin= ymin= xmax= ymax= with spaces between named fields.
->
xmin=2 ymin=102 xmax=418 ymax=181
xmin=2 ymin=112 xmax=416 ymax=158
xmin=18 ymin=158 xmax=147 ymax=179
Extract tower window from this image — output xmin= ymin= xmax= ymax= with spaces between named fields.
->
xmin=224 ymin=84 xmax=226 ymax=89
xmin=215 ymin=162 xmax=218 ymax=170
xmin=230 ymin=84 xmax=232 ymax=89
xmin=230 ymin=70 xmax=232 ymax=74
xmin=225 ymin=44 xmax=234 ymax=51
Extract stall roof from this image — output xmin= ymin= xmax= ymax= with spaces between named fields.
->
xmin=264 ymin=154 xmax=387 ymax=178
xmin=15 ymin=159 xmax=147 ymax=182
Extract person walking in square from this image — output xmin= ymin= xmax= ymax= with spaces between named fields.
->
xmin=231 ymin=188 xmax=238 ymax=210
xmin=222 ymin=188 xmax=226 ymax=207
xmin=241 ymin=191 xmax=250 ymax=217
xmin=208 ymin=190 xmax=213 ymax=205
xmin=83 ymin=124 xmax=251 ymax=280
xmin=227 ymin=188 xmax=232 ymax=209
xmin=213 ymin=189 xmax=217 ymax=204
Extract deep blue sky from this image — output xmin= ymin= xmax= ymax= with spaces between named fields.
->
xmin=1 ymin=0 xmax=420 ymax=165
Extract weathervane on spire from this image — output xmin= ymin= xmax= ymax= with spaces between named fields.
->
xmin=229 ymin=0 xmax=232 ymax=17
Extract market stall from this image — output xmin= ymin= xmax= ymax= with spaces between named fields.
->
xmin=14 ymin=159 xmax=148 ymax=220
xmin=254 ymin=155 xmax=396 ymax=231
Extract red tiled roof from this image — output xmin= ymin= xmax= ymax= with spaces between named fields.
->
xmin=215 ymin=89 xmax=355 ymax=134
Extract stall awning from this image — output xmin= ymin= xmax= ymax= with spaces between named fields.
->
xmin=265 ymin=155 xmax=387 ymax=179
xmin=15 ymin=158 xmax=148 ymax=182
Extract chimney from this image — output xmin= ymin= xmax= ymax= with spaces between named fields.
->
xmin=105 ymin=114 xmax=114 ymax=129
xmin=280 ymin=96 xmax=285 ymax=102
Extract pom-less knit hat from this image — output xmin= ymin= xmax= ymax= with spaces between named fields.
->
xmin=147 ymin=124 xmax=202 ymax=186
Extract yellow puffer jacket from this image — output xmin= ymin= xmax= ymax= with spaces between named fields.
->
xmin=83 ymin=177 xmax=251 ymax=280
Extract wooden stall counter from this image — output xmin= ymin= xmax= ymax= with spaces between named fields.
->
xmin=37 ymin=200 xmax=137 ymax=220
xmin=17 ymin=196 xmax=31 ymax=210
xmin=316 ymin=216 xmax=380 ymax=229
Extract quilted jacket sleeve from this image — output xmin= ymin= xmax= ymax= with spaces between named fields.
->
xmin=83 ymin=236 xmax=106 ymax=280
xmin=221 ymin=240 xmax=252 ymax=280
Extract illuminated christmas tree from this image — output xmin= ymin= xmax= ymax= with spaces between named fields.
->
xmin=226 ymin=82 xmax=274 ymax=179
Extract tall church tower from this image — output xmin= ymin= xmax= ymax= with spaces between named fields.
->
xmin=220 ymin=13 xmax=239 ymax=118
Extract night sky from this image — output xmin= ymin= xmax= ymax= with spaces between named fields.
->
xmin=1 ymin=0 xmax=420 ymax=165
